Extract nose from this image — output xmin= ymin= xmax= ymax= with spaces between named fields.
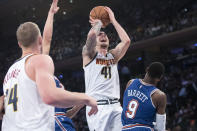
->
xmin=101 ymin=33 xmax=106 ymax=38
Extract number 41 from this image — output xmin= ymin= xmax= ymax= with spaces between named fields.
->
xmin=101 ymin=66 xmax=111 ymax=79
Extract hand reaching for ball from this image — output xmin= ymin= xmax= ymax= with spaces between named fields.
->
xmin=104 ymin=7 xmax=116 ymax=24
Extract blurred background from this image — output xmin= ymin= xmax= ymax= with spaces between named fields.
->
xmin=0 ymin=0 xmax=197 ymax=130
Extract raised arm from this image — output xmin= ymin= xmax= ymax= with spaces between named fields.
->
xmin=105 ymin=7 xmax=131 ymax=62
xmin=82 ymin=18 xmax=102 ymax=66
xmin=42 ymin=0 xmax=59 ymax=54
xmin=29 ymin=55 xmax=97 ymax=116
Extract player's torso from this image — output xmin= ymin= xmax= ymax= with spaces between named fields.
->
xmin=122 ymin=79 xmax=157 ymax=129
xmin=2 ymin=55 xmax=54 ymax=131
xmin=84 ymin=52 xmax=120 ymax=99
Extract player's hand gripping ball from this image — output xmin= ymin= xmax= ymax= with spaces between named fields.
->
xmin=90 ymin=6 xmax=110 ymax=28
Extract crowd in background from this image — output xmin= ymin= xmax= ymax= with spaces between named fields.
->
xmin=49 ymin=0 xmax=197 ymax=61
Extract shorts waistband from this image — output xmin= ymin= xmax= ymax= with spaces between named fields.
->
xmin=123 ymin=124 xmax=153 ymax=130
xmin=97 ymin=98 xmax=119 ymax=105
xmin=55 ymin=112 xmax=66 ymax=116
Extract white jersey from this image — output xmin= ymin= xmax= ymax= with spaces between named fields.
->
xmin=84 ymin=52 xmax=120 ymax=100
xmin=2 ymin=54 xmax=55 ymax=131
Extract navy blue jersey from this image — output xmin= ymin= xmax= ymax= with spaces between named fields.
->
xmin=121 ymin=79 xmax=158 ymax=129
xmin=54 ymin=77 xmax=75 ymax=131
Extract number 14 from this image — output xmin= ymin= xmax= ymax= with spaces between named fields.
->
xmin=6 ymin=84 xmax=18 ymax=112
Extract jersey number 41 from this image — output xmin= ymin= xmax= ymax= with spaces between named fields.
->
xmin=101 ymin=66 xmax=111 ymax=79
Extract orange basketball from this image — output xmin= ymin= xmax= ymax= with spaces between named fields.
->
xmin=90 ymin=6 xmax=110 ymax=28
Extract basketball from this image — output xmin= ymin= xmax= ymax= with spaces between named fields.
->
xmin=90 ymin=6 xmax=110 ymax=27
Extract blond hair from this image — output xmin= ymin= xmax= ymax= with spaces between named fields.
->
xmin=16 ymin=22 xmax=41 ymax=47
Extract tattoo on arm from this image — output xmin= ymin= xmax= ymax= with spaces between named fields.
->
xmin=82 ymin=21 xmax=102 ymax=59
xmin=91 ymin=20 xmax=102 ymax=35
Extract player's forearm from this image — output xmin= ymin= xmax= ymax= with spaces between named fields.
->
xmin=45 ymin=87 xmax=89 ymax=108
xmin=89 ymin=20 xmax=102 ymax=36
xmin=42 ymin=12 xmax=55 ymax=54
xmin=85 ymin=21 xmax=102 ymax=56
xmin=37 ymin=72 xmax=89 ymax=108
xmin=112 ymin=20 xmax=130 ymax=44
xmin=65 ymin=105 xmax=83 ymax=118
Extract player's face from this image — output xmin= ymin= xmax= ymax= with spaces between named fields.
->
xmin=96 ymin=31 xmax=109 ymax=50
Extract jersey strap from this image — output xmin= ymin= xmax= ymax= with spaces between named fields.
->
xmin=84 ymin=52 xmax=98 ymax=67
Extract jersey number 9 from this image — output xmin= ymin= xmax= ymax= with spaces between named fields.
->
xmin=126 ymin=99 xmax=139 ymax=119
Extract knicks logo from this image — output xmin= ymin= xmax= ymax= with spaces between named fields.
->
xmin=96 ymin=58 xmax=115 ymax=66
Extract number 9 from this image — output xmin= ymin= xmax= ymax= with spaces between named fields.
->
xmin=126 ymin=99 xmax=139 ymax=119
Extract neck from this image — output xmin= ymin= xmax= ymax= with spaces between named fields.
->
xmin=22 ymin=47 xmax=40 ymax=58
xmin=142 ymin=74 xmax=157 ymax=86
xmin=98 ymin=49 xmax=108 ymax=56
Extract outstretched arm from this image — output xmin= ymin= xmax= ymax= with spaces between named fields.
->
xmin=30 ymin=55 xmax=97 ymax=116
xmin=42 ymin=0 xmax=59 ymax=54
xmin=82 ymin=18 xmax=102 ymax=66
xmin=105 ymin=7 xmax=131 ymax=62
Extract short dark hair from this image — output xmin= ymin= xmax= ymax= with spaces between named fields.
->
xmin=16 ymin=22 xmax=40 ymax=47
xmin=147 ymin=62 xmax=165 ymax=79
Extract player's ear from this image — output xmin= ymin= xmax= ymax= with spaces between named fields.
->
xmin=18 ymin=42 xmax=22 ymax=48
xmin=38 ymin=36 xmax=42 ymax=46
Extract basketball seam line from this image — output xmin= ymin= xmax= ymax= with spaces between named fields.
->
xmin=98 ymin=6 xmax=103 ymax=20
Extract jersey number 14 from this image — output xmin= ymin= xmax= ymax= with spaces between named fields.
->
xmin=6 ymin=84 xmax=18 ymax=112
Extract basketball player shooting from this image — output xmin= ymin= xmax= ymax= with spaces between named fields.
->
xmin=121 ymin=62 xmax=167 ymax=131
xmin=82 ymin=6 xmax=131 ymax=131
xmin=1 ymin=0 xmax=98 ymax=130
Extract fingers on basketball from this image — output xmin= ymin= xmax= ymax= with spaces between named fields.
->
xmin=90 ymin=6 xmax=110 ymax=28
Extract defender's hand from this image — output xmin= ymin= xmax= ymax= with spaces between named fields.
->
xmin=104 ymin=7 xmax=116 ymax=24
xmin=86 ymin=96 xmax=98 ymax=116
xmin=50 ymin=0 xmax=59 ymax=14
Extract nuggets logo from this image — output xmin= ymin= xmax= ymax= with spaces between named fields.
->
xmin=96 ymin=58 xmax=115 ymax=66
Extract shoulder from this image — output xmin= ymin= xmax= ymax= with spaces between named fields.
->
xmin=28 ymin=54 xmax=54 ymax=69
xmin=126 ymin=79 xmax=135 ymax=89
xmin=83 ymin=52 xmax=97 ymax=67
xmin=153 ymin=90 xmax=166 ymax=99
xmin=109 ymin=49 xmax=118 ymax=63
xmin=152 ymin=89 xmax=167 ymax=106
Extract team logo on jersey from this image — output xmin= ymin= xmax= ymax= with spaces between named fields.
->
xmin=96 ymin=58 xmax=115 ymax=66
